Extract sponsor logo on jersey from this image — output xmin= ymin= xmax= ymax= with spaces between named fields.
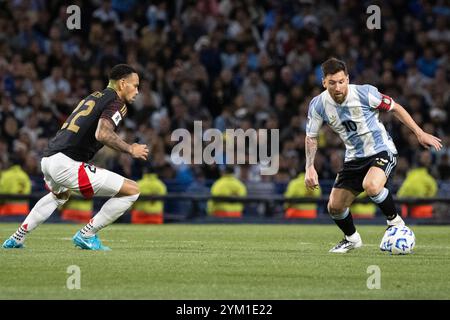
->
xmin=112 ymin=111 xmax=122 ymax=126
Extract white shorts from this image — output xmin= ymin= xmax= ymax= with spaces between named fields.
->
xmin=41 ymin=152 xmax=124 ymax=198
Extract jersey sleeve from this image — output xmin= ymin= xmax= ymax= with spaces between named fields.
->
xmin=306 ymin=97 xmax=324 ymax=137
xmin=100 ymin=99 xmax=126 ymax=128
xmin=367 ymin=85 xmax=395 ymax=111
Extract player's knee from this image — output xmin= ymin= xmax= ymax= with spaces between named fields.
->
xmin=118 ymin=180 xmax=140 ymax=197
xmin=327 ymin=201 xmax=346 ymax=216
xmin=129 ymin=181 xmax=140 ymax=195
xmin=55 ymin=191 xmax=71 ymax=200
xmin=53 ymin=191 xmax=71 ymax=206
xmin=363 ymin=180 xmax=383 ymax=196
xmin=126 ymin=184 xmax=140 ymax=197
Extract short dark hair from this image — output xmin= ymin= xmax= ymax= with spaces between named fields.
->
xmin=321 ymin=58 xmax=348 ymax=77
xmin=109 ymin=64 xmax=137 ymax=80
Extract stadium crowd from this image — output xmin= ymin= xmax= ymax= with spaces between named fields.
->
xmin=0 ymin=0 xmax=449 ymax=195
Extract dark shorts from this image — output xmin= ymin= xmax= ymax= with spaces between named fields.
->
xmin=333 ymin=150 xmax=398 ymax=193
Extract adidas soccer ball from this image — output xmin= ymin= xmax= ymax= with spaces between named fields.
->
xmin=380 ymin=225 xmax=415 ymax=255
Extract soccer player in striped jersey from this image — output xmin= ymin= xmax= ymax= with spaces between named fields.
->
xmin=305 ymin=58 xmax=442 ymax=253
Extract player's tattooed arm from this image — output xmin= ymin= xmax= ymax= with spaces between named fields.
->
xmin=95 ymin=118 xmax=133 ymax=154
xmin=305 ymin=136 xmax=319 ymax=190
xmin=96 ymin=119 xmax=149 ymax=160
xmin=305 ymin=136 xmax=318 ymax=169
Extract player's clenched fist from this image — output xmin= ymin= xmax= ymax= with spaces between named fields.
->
xmin=305 ymin=167 xmax=319 ymax=190
xmin=130 ymin=143 xmax=149 ymax=160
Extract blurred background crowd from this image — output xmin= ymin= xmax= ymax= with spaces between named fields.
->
xmin=0 ymin=0 xmax=449 ymax=204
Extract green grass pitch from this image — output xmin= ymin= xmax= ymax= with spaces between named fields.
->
xmin=0 ymin=223 xmax=449 ymax=299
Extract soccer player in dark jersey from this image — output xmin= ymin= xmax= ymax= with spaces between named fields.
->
xmin=3 ymin=64 xmax=149 ymax=250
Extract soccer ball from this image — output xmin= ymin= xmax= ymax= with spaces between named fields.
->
xmin=379 ymin=225 xmax=415 ymax=255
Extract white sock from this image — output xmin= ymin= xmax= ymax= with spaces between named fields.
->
xmin=12 ymin=193 xmax=67 ymax=243
xmin=346 ymin=231 xmax=361 ymax=243
xmin=387 ymin=214 xmax=405 ymax=226
xmin=80 ymin=194 xmax=139 ymax=237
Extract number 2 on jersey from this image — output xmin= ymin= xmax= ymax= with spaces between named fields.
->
xmin=61 ymin=99 xmax=95 ymax=133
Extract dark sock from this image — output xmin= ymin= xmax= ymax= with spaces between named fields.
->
xmin=331 ymin=209 xmax=356 ymax=236
xmin=370 ymin=188 xmax=397 ymax=220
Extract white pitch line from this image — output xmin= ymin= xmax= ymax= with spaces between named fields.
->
xmin=329 ymin=242 xmax=450 ymax=250
xmin=49 ymin=238 xmax=450 ymax=250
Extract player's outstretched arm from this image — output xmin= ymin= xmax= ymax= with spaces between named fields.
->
xmin=391 ymin=103 xmax=443 ymax=151
xmin=305 ymin=136 xmax=319 ymax=190
xmin=95 ymin=118 xmax=149 ymax=160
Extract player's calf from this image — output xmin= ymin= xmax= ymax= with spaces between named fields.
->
xmin=328 ymin=204 xmax=357 ymax=237
xmin=79 ymin=193 xmax=140 ymax=238
xmin=367 ymin=187 xmax=400 ymax=221
xmin=327 ymin=205 xmax=363 ymax=253
xmin=2 ymin=192 xmax=70 ymax=248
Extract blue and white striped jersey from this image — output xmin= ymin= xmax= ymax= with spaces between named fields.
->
xmin=306 ymin=84 xmax=398 ymax=162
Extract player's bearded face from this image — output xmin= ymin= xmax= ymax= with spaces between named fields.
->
xmin=120 ymin=73 xmax=139 ymax=104
xmin=323 ymin=71 xmax=349 ymax=104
